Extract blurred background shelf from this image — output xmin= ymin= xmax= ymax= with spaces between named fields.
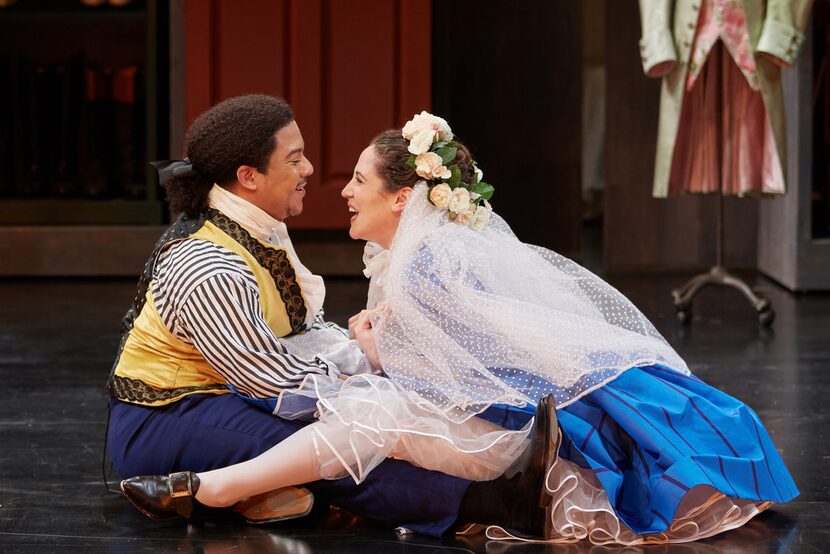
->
xmin=0 ymin=199 xmax=165 ymax=225
xmin=0 ymin=0 xmax=168 ymax=229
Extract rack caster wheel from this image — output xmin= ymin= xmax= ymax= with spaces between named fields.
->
xmin=757 ymin=307 xmax=775 ymax=327
xmin=675 ymin=305 xmax=691 ymax=325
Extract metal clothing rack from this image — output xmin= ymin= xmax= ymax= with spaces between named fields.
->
xmin=671 ymin=187 xmax=774 ymax=326
xmin=671 ymin=43 xmax=775 ymax=327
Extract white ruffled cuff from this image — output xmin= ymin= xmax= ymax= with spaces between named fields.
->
xmin=320 ymin=340 xmax=379 ymax=377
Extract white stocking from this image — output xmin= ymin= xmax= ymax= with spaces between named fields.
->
xmin=194 ymin=425 xmax=323 ymax=507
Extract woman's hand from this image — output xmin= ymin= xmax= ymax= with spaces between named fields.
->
xmin=347 ymin=311 xmax=365 ymax=339
xmin=354 ymin=309 xmax=382 ymax=370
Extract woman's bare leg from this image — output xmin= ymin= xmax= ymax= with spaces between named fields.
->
xmin=194 ymin=425 xmax=322 ymax=507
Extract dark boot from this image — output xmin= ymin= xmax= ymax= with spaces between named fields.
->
xmin=456 ymin=394 xmax=560 ymax=539
xmin=503 ymin=394 xmax=558 ymax=538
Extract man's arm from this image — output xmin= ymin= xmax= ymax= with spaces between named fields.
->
xmin=178 ymin=272 xmax=332 ymax=397
xmin=156 ymin=239 xmax=331 ymax=399
xmin=311 ymin=309 xmax=349 ymax=337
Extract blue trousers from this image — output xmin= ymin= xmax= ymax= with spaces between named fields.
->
xmin=107 ymin=394 xmax=471 ymax=537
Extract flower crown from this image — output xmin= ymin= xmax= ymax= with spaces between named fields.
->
xmin=402 ymin=111 xmax=494 ymax=230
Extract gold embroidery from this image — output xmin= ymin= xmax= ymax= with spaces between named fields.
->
xmin=107 ymin=213 xmax=208 ymax=391
xmin=106 ymin=210 xmax=308 ymax=400
xmin=206 ymin=209 xmax=307 ymax=334
xmin=109 ymin=375 xmax=228 ymax=403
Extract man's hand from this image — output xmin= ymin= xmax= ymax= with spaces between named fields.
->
xmin=354 ymin=309 xmax=382 ymax=370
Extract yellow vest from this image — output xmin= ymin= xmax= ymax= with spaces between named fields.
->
xmin=109 ymin=210 xmax=308 ymax=407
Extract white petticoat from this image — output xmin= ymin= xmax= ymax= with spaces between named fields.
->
xmin=309 ymin=373 xmax=531 ymax=483
xmin=472 ymin=452 xmax=770 ymax=545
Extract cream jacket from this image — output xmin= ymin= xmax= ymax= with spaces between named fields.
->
xmin=638 ymin=0 xmax=813 ymax=197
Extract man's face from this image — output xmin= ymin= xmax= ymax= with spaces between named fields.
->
xmin=253 ymin=120 xmax=313 ymax=220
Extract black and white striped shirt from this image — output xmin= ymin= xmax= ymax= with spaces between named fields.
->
xmin=151 ymin=238 xmax=332 ymax=399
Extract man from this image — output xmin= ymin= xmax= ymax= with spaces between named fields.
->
xmin=106 ymin=94 xmax=548 ymax=538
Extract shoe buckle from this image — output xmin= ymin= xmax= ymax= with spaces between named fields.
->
xmin=168 ymin=472 xmax=193 ymax=498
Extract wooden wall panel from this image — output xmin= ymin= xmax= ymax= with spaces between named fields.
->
xmin=325 ymin=0 xmax=396 ymax=180
xmin=183 ymin=0 xmax=430 ymax=229
xmin=183 ymin=0 xmax=213 ymax=126
xmin=213 ymin=0 xmax=288 ymax=100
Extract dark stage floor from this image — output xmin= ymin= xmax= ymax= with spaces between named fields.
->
xmin=0 ymin=271 xmax=828 ymax=553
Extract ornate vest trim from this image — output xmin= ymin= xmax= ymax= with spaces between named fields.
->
xmin=106 ymin=208 xmax=307 ymax=404
xmin=106 ymin=212 xmax=207 ymax=396
xmin=109 ymin=374 xmax=229 ymax=405
xmin=206 ymin=208 xmax=307 ymax=334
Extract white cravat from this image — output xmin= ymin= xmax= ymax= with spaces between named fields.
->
xmin=362 ymin=241 xmax=390 ymax=309
xmin=207 ymin=184 xmax=325 ymax=327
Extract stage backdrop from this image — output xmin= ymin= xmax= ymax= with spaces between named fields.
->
xmin=183 ymin=0 xmax=431 ymax=229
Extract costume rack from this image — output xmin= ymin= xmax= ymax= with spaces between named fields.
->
xmin=671 ymin=45 xmax=775 ymax=327
xmin=671 ymin=187 xmax=774 ymax=326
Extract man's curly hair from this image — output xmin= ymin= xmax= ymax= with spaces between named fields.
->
xmin=164 ymin=94 xmax=294 ymax=217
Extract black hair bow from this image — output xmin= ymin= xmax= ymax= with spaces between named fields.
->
xmin=150 ymin=158 xmax=197 ymax=184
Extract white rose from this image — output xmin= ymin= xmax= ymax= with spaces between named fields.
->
xmin=403 ymin=111 xmax=453 ymax=143
xmin=455 ymin=203 xmax=476 ymax=225
xmin=469 ymin=204 xmax=491 ymax=231
xmin=474 ymin=166 xmax=483 ymax=182
xmin=402 ymin=111 xmax=432 ymax=140
xmin=431 ymin=113 xmax=453 ymax=142
xmin=415 ymin=152 xmax=451 ymax=180
xmin=408 ymin=129 xmax=436 ymax=155
xmin=429 ymin=183 xmax=452 ymax=209
xmin=448 ymin=187 xmax=471 ymax=214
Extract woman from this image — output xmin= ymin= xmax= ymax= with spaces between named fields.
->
xmin=123 ymin=112 xmax=797 ymax=544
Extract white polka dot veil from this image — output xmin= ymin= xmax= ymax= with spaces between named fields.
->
xmin=309 ymin=183 xmax=689 ymax=483
xmin=370 ymin=183 xmax=688 ymax=412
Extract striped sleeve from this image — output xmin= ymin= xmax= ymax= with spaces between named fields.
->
xmin=153 ymin=239 xmax=331 ymax=398
xmin=310 ymin=308 xmax=349 ymax=337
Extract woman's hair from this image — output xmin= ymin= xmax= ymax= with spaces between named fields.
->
xmin=370 ymin=129 xmax=475 ymax=192
xmin=164 ymin=94 xmax=294 ymax=216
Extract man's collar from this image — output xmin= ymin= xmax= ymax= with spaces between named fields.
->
xmin=207 ymin=184 xmax=287 ymax=243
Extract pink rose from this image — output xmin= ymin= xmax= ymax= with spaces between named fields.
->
xmin=415 ymin=152 xmax=451 ymax=180
xmin=448 ymin=187 xmax=471 ymax=214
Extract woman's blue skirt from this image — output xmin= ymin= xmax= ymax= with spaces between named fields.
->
xmin=478 ymin=364 xmax=798 ymax=535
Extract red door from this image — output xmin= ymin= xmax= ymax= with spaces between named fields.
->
xmin=184 ymin=0 xmax=431 ymax=228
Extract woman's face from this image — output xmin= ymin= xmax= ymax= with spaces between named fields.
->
xmin=341 ymin=146 xmax=406 ymax=249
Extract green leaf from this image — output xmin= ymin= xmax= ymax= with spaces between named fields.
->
xmin=432 ymin=140 xmax=450 ymax=150
xmin=470 ymin=181 xmax=494 ymax=200
xmin=435 ymin=146 xmax=457 ymax=165
xmin=448 ymin=165 xmax=461 ymax=188
xmin=406 ymin=154 xmax=416 ymax=169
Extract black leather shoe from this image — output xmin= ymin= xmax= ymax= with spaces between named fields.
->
xmin=120 ymin=471 xmax=203 ymax=521
xmin=503 ymin=394 xmax=559 ymax=538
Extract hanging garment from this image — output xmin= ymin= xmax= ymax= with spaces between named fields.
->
xmin=638 ymin=0 xmax=813 ymax=197
xmin=686 ymin=0 xmax=760 ymax=90
xmin=670 ymin=41 xmax=785 ymax=195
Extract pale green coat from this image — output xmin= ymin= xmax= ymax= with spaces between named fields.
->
xmin=638 ymin=0 xmax=813 ymax=197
